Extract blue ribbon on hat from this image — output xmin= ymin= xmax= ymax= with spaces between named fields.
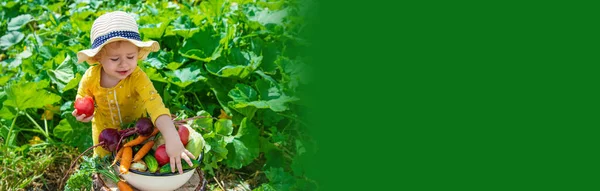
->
xmin=91 ymin=30 xmax=141 ymax=49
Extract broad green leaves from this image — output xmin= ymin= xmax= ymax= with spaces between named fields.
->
xmin=47 ymin=54 xmax=77 ymax=92
xmin=53 ymin=117 xmax=93 ymax=152
xmin=0 ymin=31 xmax=25 ymax=50
xmin=228 ymin=82 xmax=298 ymax=118
xmin=0 ymin=0 xmax=313 ymax=189
xmin=179 ymin=27 xmax=222 ymax=62
xmin=248 ymin=8 xmax=288 ymax=26
xmin=215 ymin=119 xmax=233 ymax=135
xmin=7 ymin=14 xmax=34 ymax=31
xmin=3 ymin=81 xmax=61 ymax=111
xmin=225 ymin=118 xmax=259 ymax=169
xmin=206 ymin=47 xmax=263 ymax=79
xmin=164 ymin=65 xmax=207 ymax=88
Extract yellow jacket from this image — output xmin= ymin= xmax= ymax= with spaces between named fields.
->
xmin=77 ymin=65 xmax=170 ymax=157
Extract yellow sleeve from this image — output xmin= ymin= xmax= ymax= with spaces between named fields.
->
xmin=76 ymin=66 xmax=95 ymax=100
xmin=133 ymin=68 xmax=171 ymax=125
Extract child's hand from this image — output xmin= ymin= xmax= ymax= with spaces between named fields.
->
xmin=71 ymin=110 xmax=94 ymax=122
xmin=165 ymin=137 xmax=196 ymax=174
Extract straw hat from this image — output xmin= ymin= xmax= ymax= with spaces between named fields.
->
xmin=77 ymin=11 xmax=160 ymax=64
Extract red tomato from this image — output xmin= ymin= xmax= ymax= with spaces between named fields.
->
xmin=154 ymin=144 xmax=169 ymax=166
xmin=178 ymin=125 xmax=190 ymax=146
xmin=74 ymin=96 xmax=94 ymax=116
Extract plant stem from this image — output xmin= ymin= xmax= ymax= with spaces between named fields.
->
xmin=193 ymin=92 xmax=205 ymax=110
xmin=18 ymin=128 xmax=45 ymax=133
xmin=27 ymin=24 xmax=40 ymax=55
xmin=6 ymin=113 xmax=19 ymax=145
xmin=25 ymin=112 xmax=52 ymax=141
xmin=44 ymin=117 xmax=49 ymax=138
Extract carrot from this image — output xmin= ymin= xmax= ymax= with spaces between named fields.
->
xmin=133 ymin=140 xmax=155 ymax=162
xmin=119 ymin=147 xmax=132 ymax=174
xmin=149 ymin=127 xmax=160 ymax=137
xmin=122 ymin=135 xmax=149 ymax=147
xmin=117 ymin=180 xmax=133 ymax=191
xmin=110 ymin=147 xmax=124 ymax=166
xmin=122 ymin=127 xmax=160 ymax=147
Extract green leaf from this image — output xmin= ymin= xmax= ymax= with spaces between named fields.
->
xmin=138 ymin=18 xmax=172 ymax=39
xmin=166 ymin=62 xmax=183 ymax=71
xmin=170 ymin=15 xmax=199 ymax=39
xmin=206 ymin=57 xmax=250 ymax=78
xmin=0 ymin=31 xmax=25 ymax=50
xmin=64 ymin=73 xmax=83 ymax=92
xmin=254 ymin=184 xmax=277 ymax=191
xmin=143 ymin=67 xmax=169 ymax=83
xmin=264 ymin=95 xmax=299 ymax=112
xmin=7 ymin=58 xmax=22 ymax=69
xmin=228 ymin=84 xmax=258 ymax=102
xmin=251 ymin=38 xmax=280 ymax=74
xmin=165 ymin=65 xmax=207 ymax=88
xmin=144 ymin=58 xmax=166 ymax=69
xmin=206 ymin=48 xmax=262 ymax=78
xmin=261 ymin=137 xmax=285 ymax=169
xmin=225 ymin=118 xmax=260 ymax=169
xmin=47 ymin=54 xmax=75 ymax=92
xmin=53 ymin=117 xmax=93 ymax=152
xmin=264 ymin=167 xmax=295 ymax=190
xmin=214 ymin=119 xmax=233 ymax=136
xmin=3 ymin=81 xmax=61 ymax=111
xmin=207 ymin=78 xmax=233 ymax=114
xmin=8 ymin=14 xmax=34 ymax=31
xmin=179 ymin=27 xmax=222 ymax=62
xmin=0 ymin=74 xmax=13 ymax=86
xmin=194 ymin=110 xmax=213 ymax=130
xmin=277 ymin=57 xmax=311 ymax=90
xmin=248 ymin=8 xmax=288 ymax=26
xmin=0 ymin=106 xmax=16 ymax=119
xmin=227 ymin=104 xmax=258 ymax=119
xmin=259 ymin=109 xmax=284 ymax=127
xmin=256 ymin=79 xmax=281 ymax=100
xmin=205 ymin=134 xmax=228 ymax=160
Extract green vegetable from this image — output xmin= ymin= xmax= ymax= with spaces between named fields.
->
xmin=159 ymin=159 xmax=200 ymax=174
xmin=144 ymin=155 xmax=159 ymax=173
xmin=185 ymin=129 xmax=205 ymax=158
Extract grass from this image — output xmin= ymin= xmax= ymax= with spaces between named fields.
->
xmin=0 ymin=142 xmax=80 ymax=191
xmin=0 ymin=139 xmax=268 ymax=191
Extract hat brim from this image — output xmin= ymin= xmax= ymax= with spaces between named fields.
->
xmin=77 ymin=37 xmax=160 ymax=64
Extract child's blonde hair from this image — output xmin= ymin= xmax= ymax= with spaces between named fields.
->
xmin=90 ymin=41 xmax=143 ymax=64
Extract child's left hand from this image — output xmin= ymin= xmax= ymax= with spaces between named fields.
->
xmin=165 ymin=135 xmax=196 ymax=174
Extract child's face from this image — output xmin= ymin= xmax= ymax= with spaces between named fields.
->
xmin=99 ymin=41 xmax=139 ymax=80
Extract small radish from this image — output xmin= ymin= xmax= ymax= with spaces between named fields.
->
xmin=154 ymin=144 xmax=169 ymax=166
xmin=178 ymin=125 xmax=190 ymax=146
xmin=62 ymin=128 xmax=121 ymax=184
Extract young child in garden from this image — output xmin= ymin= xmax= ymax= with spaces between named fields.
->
xmin=72 ymin=11 xmax=195 ymax=174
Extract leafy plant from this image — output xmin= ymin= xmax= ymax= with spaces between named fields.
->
xmin=0 ymin=0 xmax=316 ymax=190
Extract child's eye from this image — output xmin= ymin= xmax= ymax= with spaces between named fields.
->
xmin=110 ymin=58 xmax=119 ymax=61
xmin=127 ymin=56 xmax=134 ymax=59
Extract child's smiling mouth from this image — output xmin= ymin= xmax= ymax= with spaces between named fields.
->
xmin=117 ymin=70 xmax=129 ymax=75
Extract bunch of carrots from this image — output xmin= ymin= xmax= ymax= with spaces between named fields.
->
xmin=113 ymin=127 xmax=160 ymax=174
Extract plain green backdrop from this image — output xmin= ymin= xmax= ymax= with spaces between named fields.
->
xmin=303 ymin=1 xmax=599 ymax=190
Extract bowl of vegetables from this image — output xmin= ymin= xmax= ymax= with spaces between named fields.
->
xmin=112 ymin=118 xmax=206 ymax=191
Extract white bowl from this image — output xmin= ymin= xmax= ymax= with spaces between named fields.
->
xmin=114 ymin=153 xmax=203 ymax=191
xmin=117 ymin=166 xmax=195 ymax=191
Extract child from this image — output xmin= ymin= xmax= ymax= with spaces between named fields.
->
xmin=72 ymin=11 xmax=195 ymax=174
